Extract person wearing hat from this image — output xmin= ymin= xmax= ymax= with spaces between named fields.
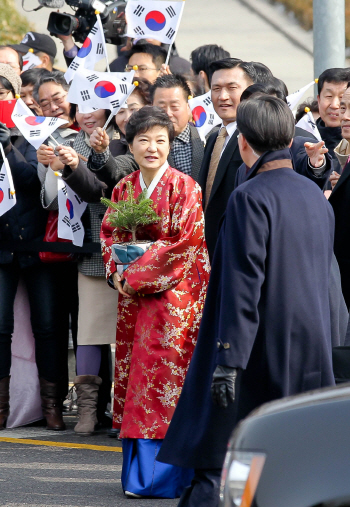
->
xmin=0 ymin=46 xmax=22 ymax=76
xmin=0 ymin=63 xmax=65 ymax=432
xmin=12 ymin=32 xmax=57 ymax=71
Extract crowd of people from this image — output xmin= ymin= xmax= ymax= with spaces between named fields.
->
xmin=0 ymin=28 xmax=350 ymax=507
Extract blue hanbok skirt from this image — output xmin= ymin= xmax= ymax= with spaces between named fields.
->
xmin=121 ymin=438 xmax=194 ymax=498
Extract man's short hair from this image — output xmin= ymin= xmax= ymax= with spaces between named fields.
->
xmin=237 ymin=94 xmax=295 ymax=154
xmin=36 ymin=51 xmax=55 ymax=67
xmin=129 ymin=43 xmax=167 ymax=68
xmin=240 ymin=78 xmax=288 ymax=104
xmin=21 ymin=67 xmax=50 ymax=87
xmin=318 ymin=68 xmax=350 ymax=95
xmin=33 ymin=70 xmax=69 ymax=102
xmin=209 ymin=58 xmax=256 ymax=85
xmin=150 ymin=74 xmax=191 ymax=102
xmin=190 ymin=44 xmax=230 ymax=84
xmin=249 ymin=61 xmax=273 ymax=84
xmin=0 ymin=45 xmax=23 ymax=71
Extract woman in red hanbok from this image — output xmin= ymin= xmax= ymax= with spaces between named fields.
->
xmin=100 ymin=106 xmax=210 ymax=499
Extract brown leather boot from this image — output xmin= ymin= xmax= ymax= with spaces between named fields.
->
xmin=0 ymin=376 xmax=10 ymax=430
xmin=39 ymin=378 xmax=66 ymax=431
xmin=74 ymin=375 xmax=102 ymax=436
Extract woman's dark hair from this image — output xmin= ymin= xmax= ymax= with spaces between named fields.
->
xmin=125 ymin=105 xmax=174 ymax=144
xmin=21 ymin=68 xmax=51 ymax=87
xmin=237 ymin=94 xmax=295 ymax=154
xmin=295 ymin=99 xmax=319 ymax=123
xmin=0 ymin=76 xmax=15 ymax=95
xmin=240 ymin=78 xmax=288 ymax=103
xmin=132 ymin=77 xmax=152 ymax=105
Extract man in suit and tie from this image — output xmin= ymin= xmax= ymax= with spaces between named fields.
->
xmin=197 ymin=58 xmax=257 ymax=259
xmin=87 ymin=74 xmax=205 ymax=183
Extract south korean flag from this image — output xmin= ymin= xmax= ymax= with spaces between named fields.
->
xmin=22 ymin=50 xmax=41 ymax=71
xmin=57 ymin=177 xmax=87 ymax=247
xmin=295 ymin=109 xmax=322 ymax=141
xmin=287 ymin=80 xmax=316 ymax=111
xmin=65 ymin=15 xmax=108 ymax=84
xmin=125 ymin=0 xmax=185 ymax=44
xmin=11 ymin=99 xmax=67 ymax=150
xmin=189 ymin=91 xmax=221 ymax=143
xmin=67 ymin=67 xmax=135 ymax=114
xmin=0 ymin=144 xmax=16 ymax=217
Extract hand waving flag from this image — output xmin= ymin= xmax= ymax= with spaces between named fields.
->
xmin=125 ymin=1 xmax=185 ymax=44
xmin=67 ymin=68 xmax=135 ymax=114
xmin=189 ymin=91 xmax=221 ymax=142
xmin=11 ymin=99 xmax=67 ymax=150
xmin=65 ymin=15 xmax=108 ymax=83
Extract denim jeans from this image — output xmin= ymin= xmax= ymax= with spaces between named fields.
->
xmin=0 ymin=259 xmax=61 ymax=382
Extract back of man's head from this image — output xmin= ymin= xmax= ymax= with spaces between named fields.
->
xmin=237 ymin=94 xmax=294 ymax=154
xmin=150 ymin=74 xmax=191 ymax=102
xmin=318 ymin=68 xmax=350 ymax=95
xmin=249 ymin=61 xmax=273 ymax=84
xmin=190 ymin=44 xmax=230 ymax=82
xmin=129 ymin=43 xmax=167 ymax=68
xmin=209 ymin=58 xmax=256 ymax=86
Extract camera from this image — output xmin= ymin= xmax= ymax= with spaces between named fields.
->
xmin=47 ymin=0 xmax=126 ymax=44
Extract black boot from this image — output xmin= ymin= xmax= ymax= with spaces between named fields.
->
xmin=39 ymin=378 xmax=66 ymax=431
xmin=0 ymin=376 xmax=10 ymax=430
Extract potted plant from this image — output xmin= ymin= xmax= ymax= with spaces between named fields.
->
xmin=101 ymin=181 xmax=161 ymax=274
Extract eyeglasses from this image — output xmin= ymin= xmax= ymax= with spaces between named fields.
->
xmin=0 ymin=89 xmax=12 ymax=100
xmin=125 ymin=65 xmax=159 ymax=72
xmin=40 ymin=94 xmax=67 ymax=111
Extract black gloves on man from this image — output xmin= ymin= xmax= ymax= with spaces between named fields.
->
xmin=211 ymin=365 xmax=237 ymax=409
xmin=0 ymin=122 xmax=12 ymax=163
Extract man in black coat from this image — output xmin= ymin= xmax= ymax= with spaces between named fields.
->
xmin=329 ymin=84 xmax=350 ymax=308
xmin=158 ymin=95 xmax=335 ymax=507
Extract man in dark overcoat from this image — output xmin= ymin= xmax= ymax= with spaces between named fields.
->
xmin=158 ymin=95 xmax=335 ymax=507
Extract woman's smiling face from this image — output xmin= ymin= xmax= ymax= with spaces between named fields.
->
xmin=75 ymin=108 xmax=107 ymax=135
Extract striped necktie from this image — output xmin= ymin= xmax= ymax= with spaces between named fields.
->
xmin=205 ymin=127 xmax=228 ymax=209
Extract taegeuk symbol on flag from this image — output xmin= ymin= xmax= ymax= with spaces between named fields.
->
xmin=11 ymin=99 xmax=67 ymax=150
xmin=57 ymin=177 xmax=87 ymax=247
xmin=67 ymin=67 xmax=135 ymax=114
xmin=65 ymin=15 xmax=108 ymax=84
xmin=125 ymin=0 xmax=185 ymax=44
xmin=22 ymin=50 xmax=41 ymax=71
xmin=0 ymin=144 xmax=16 ymax=217
xmin=189 ymin=91 xmax=221 ymax=142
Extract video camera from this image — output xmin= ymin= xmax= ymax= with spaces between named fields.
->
xmin=46 ymin=0 xmax=126 ymax=44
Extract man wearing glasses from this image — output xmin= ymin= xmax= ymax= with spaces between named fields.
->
xmin=126 ymin=43 xmax=167 ymax=83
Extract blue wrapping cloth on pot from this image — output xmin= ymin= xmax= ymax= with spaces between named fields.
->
xmin=112 ymin=242 xmax=153 ymax=275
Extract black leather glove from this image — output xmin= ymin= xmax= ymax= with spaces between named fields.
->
xmin=0 ymin=122 xmax=11 ymax=155
xmin=211 ymin=365 xmax=237 ymax=408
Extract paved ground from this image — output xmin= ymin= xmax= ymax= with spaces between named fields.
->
xmin=0 ymin=417 xmax=177 ymax=507
xmin=14 ymin=0 xmax=315 ymax=96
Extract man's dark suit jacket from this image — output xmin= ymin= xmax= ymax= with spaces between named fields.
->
xmin=198 ymin=128 xmax=242 ymax=260
xmin=329 ymin=159 xmax=350 ymax=308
